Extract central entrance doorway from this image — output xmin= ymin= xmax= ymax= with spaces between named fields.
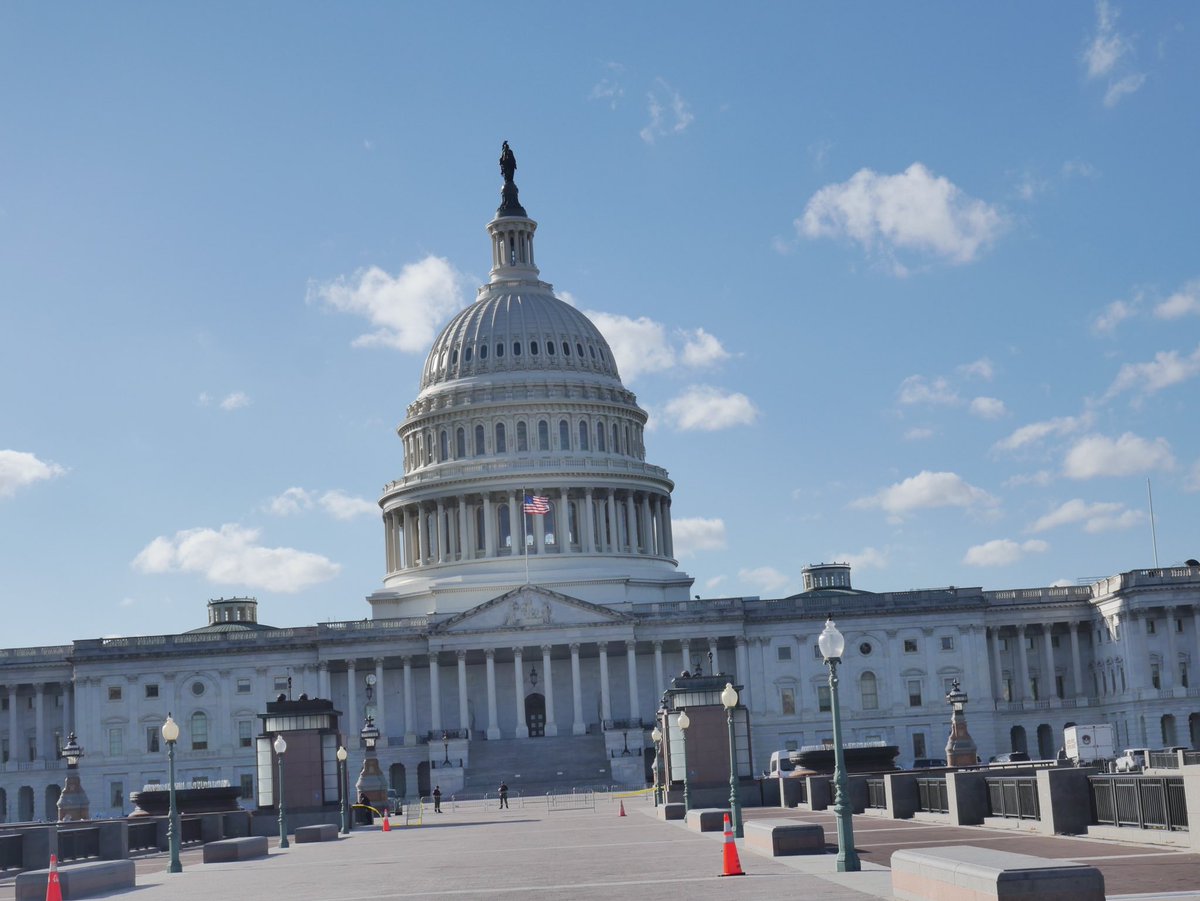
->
xmin=525 ymin=692 xmax=546 ymax=737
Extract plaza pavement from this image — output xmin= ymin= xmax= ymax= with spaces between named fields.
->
xmin=1 ymin=796 xmax=1198 ymax=900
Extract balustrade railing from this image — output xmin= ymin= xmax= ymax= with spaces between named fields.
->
xmin=865 ymin=778 xmax=887 ymax=809
xmin=1149 ymin=752 xmax=1180 ymax=769
xmin=1090 ymin=776 xmax=1188 ymax=831
xmin=985 ymin=776 xmax=1040 ymax=820
xmin=917 ymin=777 xmax=949 ymax=814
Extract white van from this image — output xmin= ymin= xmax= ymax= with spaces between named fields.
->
xmin=768 ymin=750 xmax=797 ymax=777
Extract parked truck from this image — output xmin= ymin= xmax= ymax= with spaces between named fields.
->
xmin=1064 ymin=724 xmax=1115 ymax=764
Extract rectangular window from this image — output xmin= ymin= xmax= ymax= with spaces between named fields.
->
xmin=240 ymin=774 xmax=254 ymax=800
xmin=108 ymin=728 xmax=123 ymax=756
xmin=1176 ymin=618 xmax=1184 ymax=633
xmin=1147 ymin=619 xmax=1156 ymax=634
xmin=0 ymin=697 xmax=6 ymax=711
xmin=236 ymin=678 xmax=252 ymax=694
xmin=907 ymin=680 xmax=922 ymax=707
xmin=145 ymin=683 xmax=159 ymax=699
xmin=1151 ymin=663 xmax=1161 ymax=689
xmin=238 ymin=720 xmax=253 ymax=748
xmin=273 ymin=676 xmax=289 ymax=693
xmin=1055 ymin=675 xmax=1065 ymax=698
xmin=108 ymin=686 xmax=122 ymax=702
xmin=780 ymin=688 xmax=795 ymax=716
xmin=861 ymin=680 xmax=878 ymax=710
xmin=192 ymin=716 xmax=209 ymax=751
xmin=817 ymin=685 xmax=831 ymax=712
xmin=998 ymin=638 xmax=1008 ymax=651
xmin=1051 ymin=635 xmax=1061 ymax=648
xmin=913 ymin=733 xmax=927 ymax=758
xmin=940 ymin=636 xmax=954 ymax=651
xmin=111 ymin=782 xmax=124 ymax=810
xmin=28 ymin=737 xmax=36 ymax=761
xmin=1 ymin=738 xmax=7 ymax=763
xmin=146 ymin=727 xmax=160 ymax=753
xmin=903 ymin=639 xmax=918 ymax=653
xmin=813 ymin=644 xmax=823 ymax=659
xmin=1181 ymin=663 xmax=1189 ymax=688
xmin=1003 ymin=677 xmax=1012 ymax=702
xmin=1030 ymin=677 xmax=1039 ymax=701
xmin=943 ymin=678 xmax=956 ymax=693
xmin=777 ymin=645 xmax=792 ymax=661
xmin=1025 ymin=636 xmax=1035 ymax=650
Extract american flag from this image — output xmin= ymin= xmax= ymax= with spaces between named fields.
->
xmin=523 ymin=494 xmax=550 ymax=515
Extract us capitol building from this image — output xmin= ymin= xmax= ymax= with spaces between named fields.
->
xmin=2 ymin=146 xmax=1199 ymax=822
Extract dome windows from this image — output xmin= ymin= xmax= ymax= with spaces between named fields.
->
xmin=537 ymin=419 xmax=550 ymax=451
xmin=464 ymin=346 xmax=473 ymax=363
xmin=546 ymin=341 xmax=555 ymax=356
xmin=562 ymin=341 xmax=570 ymax=356
xmin=576 ymin=342 xmax=584 ymax=357
xmin=480 ymin=344 xmax=489 ymax=360
xmin=559 ymin=419 xmax=570 ymax=450
xmin=513 ymin=341 xmax=522 ymax=357
xmin=589 ymin=345 xmax=596 ymax=359
xmin=596 ymin=423 xmax=606 ymax=452
xmin=530 ymin=341 xmax=539 ymax=355
xmin=578 ymin=420 xmax=590 ymax=450
xmin=495 ymin=422 xmax=507 ymax=453
xmin=474 ymin=424 xmax=485 ymax=456
xmin=496 ymin=343 xmax=504 ymax=358
xmin=517 ymin=421 xmax=529 ymax=452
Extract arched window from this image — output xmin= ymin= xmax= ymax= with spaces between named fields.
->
xmin=559 ymin=419 xmax=570 ymax=450
xmin=191 ymin=712 xmax=209 ymax=750
xmin=612 ymin=424 xmax=620 ymax=453
xmin=578 ymin=420 xmax=590 ymax=450
xmin=513 ymin=341 xmax=522 ymax=357
xmin=480 ymin=343 xmax=488 ymax=360
xmin=624 ymin=426 xmax=631 ymax=455
xmin=496 ymin=342 xmax=504 ymax=358
xmin=475 ymin=507 xmax=485 ymax=551
xmin=546 ymin=340 xmax=555 ymax=356
xmin=424 ymin=431 xmax=433 ymax=464
xmin=439 ymin=430 xmax=448 ymax=462
xmin=860 ymin=672 xmax=878 ymax=710
xmin=576 ymin=342 xmax=584 ymax=357
xmin=495 ymin=422 xmax=507 ymax=453
xmin=596 ymin=422 xmax=606 ymax=452
xmin=498 ymin=504 xmax=511 ymax=549
xmin=567 ymin=501 xmax=578 ymax=546
xmin=543 ymin=506 xmax=557 ymax=547
xmin=456 ymin=428 xmax=466 ymax=459
xmin=530 ymin=340 xmax=539 ymax=355
xmin=464 ymin=346 xmax=473 ymax=362
xmin=474 ymin=424 xmax=485 ymax=456
xmin=537 ymin=420 xmax=550 ymax=451
xmin=562 ymin=341 xmax=570 ymax=356
xmin=517 ymin=421 xmax=528 ymax=452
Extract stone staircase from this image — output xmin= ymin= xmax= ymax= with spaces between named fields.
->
xmin=461 ymin=733 xmax=612 ymax=797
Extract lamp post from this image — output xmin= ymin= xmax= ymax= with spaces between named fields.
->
xmin=721 ymin=683 xmax=743 ymax=838
xmin=818 ymin=618 xmax=860 ymax=872
xmin=356 ymin=715 xmax=386 ymax=816
xmin=650 ymin=724 xmax=663 ymax=806
xmin=337 ymin=745 xmax=349 ymax=834
xmin=56 ymin=732 xmax=89 ymax=822
xmin=677 ymin=709 xmax=692 ymax=811
xmin=274 ymin=734 xmax=289 ymax=848
xmin=442 ymin=731 xmax=450 ymax=766
xmin=161 ymin=714 xmax=182 ymax=874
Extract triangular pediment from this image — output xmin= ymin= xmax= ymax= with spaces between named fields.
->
xmin=433 ymin=585 xmax=631 ymax=634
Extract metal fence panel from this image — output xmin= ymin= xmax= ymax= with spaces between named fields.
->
xmin=1089 ymin=776 xmax=1188 ymax=831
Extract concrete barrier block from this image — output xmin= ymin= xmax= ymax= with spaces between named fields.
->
xmin=202 ymin=835 xmax=270 ymax=863
xmin=16 ymin=860 xmax=136 ymax=900
xmin=294 ymin=824 xmax=339 ymax=843
xmin=744 ymin=818 xmax=825 ymax=856
xmin=658 ymin=803 xmax=685 ymax=821
xmin=891 ymin=845 xmax=1104 ymax=901
xmin=685 ymin=808 xmax=728 ymax=832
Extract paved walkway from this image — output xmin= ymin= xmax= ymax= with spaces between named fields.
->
xmin=1 ymin=798 xmax=1197 ymax=899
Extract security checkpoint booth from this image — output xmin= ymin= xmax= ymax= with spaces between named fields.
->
xmin=254 ymin=697 xmax=346 ymax=832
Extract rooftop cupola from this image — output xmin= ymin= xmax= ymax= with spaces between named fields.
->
xmin=489 ymin=141 xmax=540 ymax=283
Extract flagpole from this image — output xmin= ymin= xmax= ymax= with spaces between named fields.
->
xmin=523 ymin=489 xmax=531 ymax=585
xmin=1147 ymin=478 xmax=1160 ymax=568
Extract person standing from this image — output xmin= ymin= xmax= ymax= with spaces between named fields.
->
xmin=432 ymin=785 xmax=442 ymax=813
xmin=498 ymin=781 xmax=509 ymax=809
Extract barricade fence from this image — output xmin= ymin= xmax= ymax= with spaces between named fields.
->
xmin=865 ymin=778 xmax=887 ymax=809
xmin=1089 ymin=775 xmax=1188 ymax=832
xmin=916 ymin=777 xmax=949 ymax=814
xmin=985 ymin=776 xmax=1040 ymax=820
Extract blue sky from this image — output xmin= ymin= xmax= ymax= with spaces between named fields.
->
xmin=2 ymin=2 xmax=1198 ymax=645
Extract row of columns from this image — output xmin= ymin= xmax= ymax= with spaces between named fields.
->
xmin=383 ymin=487 xmax=674 ymax=572
xmin=2 ymin=682 xmax=69 ymax=764
xmin=989 ymin=622 xmax=1087 ymax=704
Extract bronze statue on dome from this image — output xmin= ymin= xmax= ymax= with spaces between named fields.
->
xmin=499 ymin=141 xmax=517 ymax=183
xmin=496 ymin=141 xmax=526 ymax=217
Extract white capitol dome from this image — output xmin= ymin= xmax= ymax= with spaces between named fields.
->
xmin=369 ymin=145 xmax=693 ymax=618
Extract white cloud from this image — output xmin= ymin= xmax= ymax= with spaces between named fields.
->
xmin=1105 ymin=344 xmax=1200 ymax=399
xmin=1084 ymin=1 xmax=1129 ymax=78
xmin=578 ymin=312 xmax=732 ymax=383
xmin=963 ymin=538 xmax=1049 ymax=567
xmin=1029 ymin=498 xmax=1145 ymax=533
xmin=589 ymin=63 xmax=625 ymax=109
xmin=1091 ymin=299 xmax=1138 ymax=334
xmin=219 ymin=391 xmax=251 ymax=411
xmin=1004 ymin=470 xmax=1054 ymax=488
xmin=1063 ymin=432 xmax=1175 ymax=479
xmin=959 ymin=358 xmax=995 ymax=381
xmin=704 ymin=575 xmax=727 ymax=591
xmin=798 ymin=162 xmax=1006 ymax=270
xmin=1154 ymin=280 xmax=1200 ymax=319
xmin=680 ymin=328 xmax=731 ymax=367
xmin=1104 ymin=73 xmax=1146 ymax=107
xmin=738 ymin=566 xmax=791 ymax=595
xmin=265 ymin=487 xmax=313 ymax=516
xmin=853 ymin=471 xmax=997 ymax=520
xmin=0 ymin=450 xmax=66 ymax=498
xmin=319 ymin=490 xmax=377 ymax=521
xmin=898 ymin=375 xmax=959 ymax=406
xmin=904 ymin=427 xmax=935 ymax=441
xmin=662 ymin=386 xmax=759 ymax=431
xmin=132 ymin=524 xmax=340 ymax=592
xmin=969 ymin=397 xmax=1008 ymax=419
xmin=640 ymin=78 xmax=693 ymax=144
xmin=994 ymin=413 xmax=1092 ymax=452
xmin=672 ymin=517 xmax=727 ymax=557
xmin=1186 ymin=461 xmax=1200 ymax=493
xmin=834 ymin=546 xmax=888 ymax=571
xmin=308 ymin=256 xmax=469 ymax=353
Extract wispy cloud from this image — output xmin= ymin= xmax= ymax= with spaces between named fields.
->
xmin=586 ymin=312 xmax=732 ymax=382
xmin=738 ymin=566 xmax=791 ymax=595
xmin=308 ymin=255 xmax=469 ymax=353
xmin=0 ymin=449 xmax=66 ymax=498
xmin=589 ymin=62 xmax=625 ymax=109
xmin=798 ymin=163 xmax=1006 ymax=274
xmin=1091 ymin=298 xmax=1138 ymax=334
xmin=661 ymin=386 xmax=759 ymax=431
xmin=994 ymin=413 xmax=1092 ymax=453
xmin=220 ymin=391 xmax=251 ymax=411
xmin=1154 ymin=279 xmax=1200 ymax=319
xmin=898 ymin=375 xmax=959 ymax=406
xmin=1083 ymin=1 xmax=1145 ymax=107
xmin=640 ymin=78 xmax=693 ymax=144
xmin=853 ymin=471 xmax=998 ymax=521
xmin=1104 ymin=344 xmax=1200 ymax=401
xmin=132 ymin=524 xmax=341 ymax=592
xmin=969 ymin=397 xmax=1008 ymax=420
xmin=1029 ymin=498 xmax=1144 ymax=533
xmin=959 ymin=358 xmax=995 ymax=381
xmin=672 ymin=517 xmax=727 ymax=557
xmin=833 ymin=546 xmax=889 ymax=571
xmin=1062 ymin=432 xmax=1175 ymax=479
xmin=264 ymin=487 xmax=376 ymax=521
xmin=963 ymin=538 xmax=1048 ymax=567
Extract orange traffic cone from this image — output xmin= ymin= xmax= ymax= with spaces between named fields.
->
xmin=45 ymin=853 xmax=63 ymax=901
xmin=618 ymin=800 xmax=626 ymax=817
xmin=382 ymin=810 xmax=391 ymax=832
xmin=719 ymin=813 xmax=744 ymax=877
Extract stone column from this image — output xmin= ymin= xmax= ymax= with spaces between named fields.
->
xmin=346 ymin=661 xmax=358 ymax=731
xmin=654 ymin=496 xmax=666 ymax=557
xmin=416 ymin=505 xmax=427 ymax=565
xmin=512 ymin=648 xmax=528 ymax=738
xmin=33 ymin=684 xmax=44 ymax=760
xmin=457 ymin=651 xmax=469 ymax=735
xmin=735 ymin=638 xmax=751 ymax=709
xmin=663 ymin=497 xmax=674 ymax=557
xmin=607 ymin=490 xmax=619 ymax=553
xmin=507 ymin=490 xmax=520 ymax=554
xmin=457 ymin=495 xmax=469 ymax=561
xmin=990 ymin=628 xmax=1005 ymax=703
xmin=534 ymin=505 xmax=546 ymax=554
xmin=598 ymin=643 xmax=612 ymax=724
xmin=63 ymin=678 xmax=73 ymax=735
xmin=680 ymin=638 xmax=691 ymax=675
xmin=318 ymin=661 xmax=330 ymax=699
xmin=402 ymin=656 xmax=416 ymax=745
xmin=583 ymin=489 xmax=596 ymax=553
xmin=1069 ymin=622 xmax=1084 ymax=699
xmin=625 ymin=641 xmax=640 ymax=724
xmin=436 ymin=501 xmax=447 ymax=563
xmin=483 ymin=494 xmax=496 ymax=558
xmin=1041 ymin=623 xmax=1057 ymax=701
xmin=1164 ymin=606 xmax=1178 ymax=690
xmin=707 ymin=637 xmax=720 ymax=675
xmin=654 ymin=641 xmax=665 ymax=701
xmin=559 ymin=488 xmax=572 ymax=553
xmin=569 ymin=643 xmax=585 ymax=735
xmin=485 ymin=650 xmax=500 ymax=740
xmin=1016 ymin=625 xmax=1031 ymax=702
xmin=541 ymin=645 xmax=557 ymax=736
xmin=625 ymin=494 xmax=638 ymax=552
xmin=640 ymin=494 xmax=652 ymax=554
xmin=429 ymin=653 xmax=442 ymax=734
xmin=967 ymin=626 xmax=994 ymax=706
xmin=374 ymin=658 xmax=387 ymax=743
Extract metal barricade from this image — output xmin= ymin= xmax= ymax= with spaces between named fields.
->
xmin=865 ymin=778 xmax=887 ymax=809
xmin=985 ymin=776 xmax=1040 ymax=820
xmin=1090 ymin=775 xmax=1188 ymax=831
xmin=916 ymin=777 xmax=949 ymax=814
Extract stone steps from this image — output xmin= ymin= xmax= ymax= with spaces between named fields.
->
xmin=463 ymin=733 xmax=611 ymax=795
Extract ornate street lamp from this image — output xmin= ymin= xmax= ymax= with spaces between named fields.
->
xmin=650 ymin=724 xmax=663 ymax=806
xmin=274 ymin=734 xmax=289 ymax=848
xmin=356 ymin=715 xmax=386 ymax=815
xmin=336 ymin=745 xmax=349 ymax=834
xmin=442 ymin=731 xmax=450 ymax=766
xmin=677 ymin=709 xmax=692 ymax=811
xmin=56 ymin=732 xmax=89 ymax=822
xmin=721 ymin=683 xmax=743 ymax=838
xmin=161 ymin=714 xmax=182 ymax=873
xmin=818 ymin=618 xmax=861 ymax=872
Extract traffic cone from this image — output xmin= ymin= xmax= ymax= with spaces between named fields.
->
xmin=45 ymin=853 xmax=62 ymax=901
xmin=618 ymin=800 xmax=626 ymax=817
xmin=719 ymin=813 xmax=744 ymax=877
xmin=382 ymin=810 xmax=391 ymax=832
